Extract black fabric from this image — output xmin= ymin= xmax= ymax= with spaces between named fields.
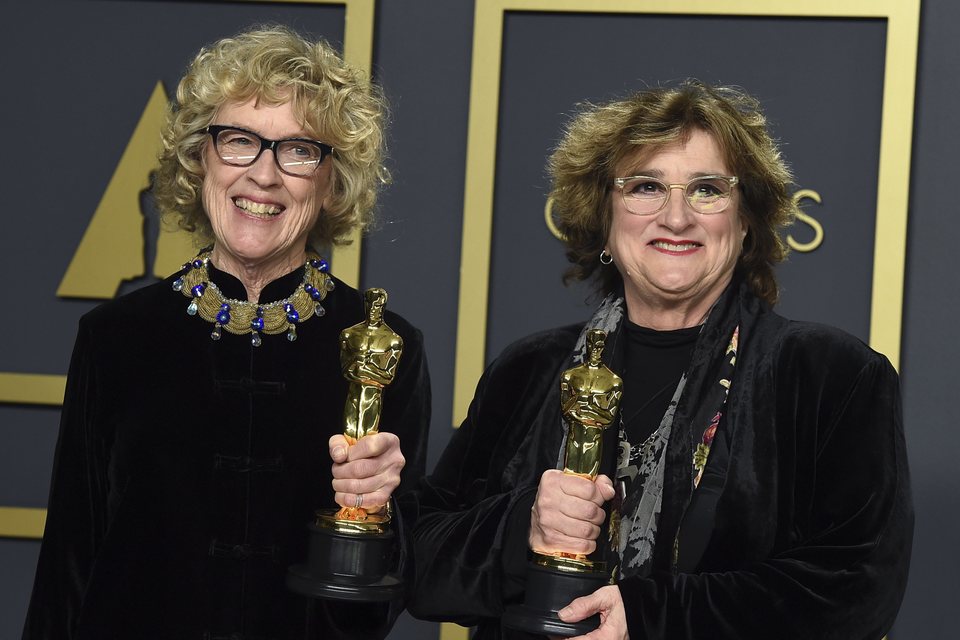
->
xmin=620 ymin=321 xmax=698 ymax=448
xmin=673 ymin=412 xmax=728 ymax=573
xmin=407 ymin=281 xmax=912 ymax=640
xmin=22 ymin=266 xmax=431 ymax=640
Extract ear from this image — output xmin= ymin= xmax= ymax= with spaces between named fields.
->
xmin=317 ymin=161 xmax=337 ymax=214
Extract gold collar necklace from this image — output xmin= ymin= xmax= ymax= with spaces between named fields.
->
xmin=173 ymin=250 xmax=334 ymax=346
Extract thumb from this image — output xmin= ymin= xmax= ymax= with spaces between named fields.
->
xmin=328 ymin=434 xmax=350 ymax=463
xmin=595 ymin=474 xmax=616 ymax=502
xmin=558 ymin=591 xmax=601 ymax=623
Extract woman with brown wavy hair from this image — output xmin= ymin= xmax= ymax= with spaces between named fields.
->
xmin=409 ymin=81 xmax=911 ymax=640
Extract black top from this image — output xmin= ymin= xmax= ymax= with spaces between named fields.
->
xmin=620 ymin=321 xmax=699 ymax=447
xmin=23 ymin=264 xmax=432 ymax=640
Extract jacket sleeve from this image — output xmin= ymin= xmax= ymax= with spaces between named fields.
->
xmin=619 ymin=354 xmax=913 ymax=640
xmin=406 ymin=348 xmax=546 ymax=625
xmin=22 ymin=319 xmax=110 ymax=640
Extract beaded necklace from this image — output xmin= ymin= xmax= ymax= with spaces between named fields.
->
xmin=173 ymin=250 xmax=334 ymax=346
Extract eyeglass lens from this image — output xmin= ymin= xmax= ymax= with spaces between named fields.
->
xmin=620 ymin=177 xmax=734 ymax=214
xmin=215 ymin=128 xmax=325 ymax=176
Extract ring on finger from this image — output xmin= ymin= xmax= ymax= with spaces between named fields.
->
xmin=355 ymin=493 xmax=363 ymax=509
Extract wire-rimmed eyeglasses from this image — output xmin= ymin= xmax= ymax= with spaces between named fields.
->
xmin=613 ymin=175 xmax=739 ymax=215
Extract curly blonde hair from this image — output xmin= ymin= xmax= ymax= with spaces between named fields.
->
xmin=549 ymin=80 xmax=798 ymax=305
xmin=153 ymin=26 xmax=388 ymax=247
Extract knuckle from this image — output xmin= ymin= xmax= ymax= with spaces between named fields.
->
xmin=353 ymin=459 xmax=376 ymax=478
xmin=541 ymin=469 xmax=561 ymax=486
xmin=577 ymin=540 xmax=596 ymax=555
xmin=589 ymin=506 xmax=607 ymax=524
xmin=577 ymin=522 xmax=595 ymax=540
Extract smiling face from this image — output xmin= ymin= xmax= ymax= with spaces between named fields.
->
xmin=606 ymin=129 xmax=746 ymax=328
xmin=202 ymin=97 xmax=332 ymax=282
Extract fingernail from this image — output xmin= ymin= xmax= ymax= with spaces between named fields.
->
xmin=333 ymin=447 xmax=345 ymax=459
xmin=558 ymin=607 xmax=571 ymax=619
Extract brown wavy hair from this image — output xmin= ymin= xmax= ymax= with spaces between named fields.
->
xmin=549 ymin=80 xmax=798 ymax=305
xmin=153 ymin=26 xmax=388 ymax=248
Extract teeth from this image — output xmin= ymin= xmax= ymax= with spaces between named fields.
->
xmin=653 ymin=241 xmax=698 ymax=251
xmin=234 ymin=197 xmax=283 ymax=216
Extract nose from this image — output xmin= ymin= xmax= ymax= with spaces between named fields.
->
xmin=246 ymin=146 xmax=283 ymax=187
xmin=658 ymin=185 xmax=696 ymax=231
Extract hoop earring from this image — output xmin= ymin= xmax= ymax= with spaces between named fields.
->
xmin=599 ymin=249 xmax=613 ymax=265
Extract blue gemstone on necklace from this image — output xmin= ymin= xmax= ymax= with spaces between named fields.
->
xmin=250 ymin=317 xmax=264 ymax=332
xmin=256 ymin=306 xmax=264 ymax=318
xmin=192 ymin=259 xmax=204 ymax=269
xmin=191 ymin=283 xmax=206 ymax=297
xmin=305 ymin=284 xmax=322 ymax=301
xmin=286 ymin=309 xmax=299 ymax=323
xmin=216 ymin=310 xmax=230 ymax=324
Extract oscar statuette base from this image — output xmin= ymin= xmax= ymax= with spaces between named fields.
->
xmin=286 ymin=509 xmax=403 ymax=602
xmin=502 ymin=559 xmax=608 ymax=636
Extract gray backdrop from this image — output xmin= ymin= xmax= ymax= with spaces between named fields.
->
xmin=1 ymin=1 xmax=956 ymax=638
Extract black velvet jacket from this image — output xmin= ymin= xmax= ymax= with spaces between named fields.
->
xmin=23 ymin=266 xmax=431 ymax=640
xmin=408 ymin=283 xmax=912 ymax=639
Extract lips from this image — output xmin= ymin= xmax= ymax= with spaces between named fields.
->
xmin=233 ymin=196 xmax=284 ymax=218
xmin=651 ymin=239 xmax=702 ymax=253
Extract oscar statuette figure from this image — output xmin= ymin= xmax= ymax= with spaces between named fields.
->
xmin=287 ymin=288 xmax=405 ymax=601
xmin=503 ymin=329 xmax=623 ymax=636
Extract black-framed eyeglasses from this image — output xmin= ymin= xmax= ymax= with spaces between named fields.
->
xmin=613 ymin=175 xmax=739 ymax=215
xmin=205 ymin=125 xmax=334 ymax=177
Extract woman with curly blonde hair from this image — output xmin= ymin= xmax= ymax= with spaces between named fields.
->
xmin=410 ymin=81 xmax=911 ymax=640
xmin=24 ymin=26 xmax=430 ymax=640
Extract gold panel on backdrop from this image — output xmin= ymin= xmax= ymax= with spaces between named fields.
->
xmin=57 ymin=81 xmax=173 ymax=298
xmin=0 ymin=0 xmax=377 ymax=541
xmin=453 ymin=0 xmax=921 ymax=434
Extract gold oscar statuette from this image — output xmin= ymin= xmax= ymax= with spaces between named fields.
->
xmin=286 ymin=287 xmax=406 ymax=601
xmin=504 ymin=329 xmax=622 ymax=636
xmin=535 ymin=328 xmax=622 ymax=571
xmin=329 ymin=287 xmax=403 ymax=528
